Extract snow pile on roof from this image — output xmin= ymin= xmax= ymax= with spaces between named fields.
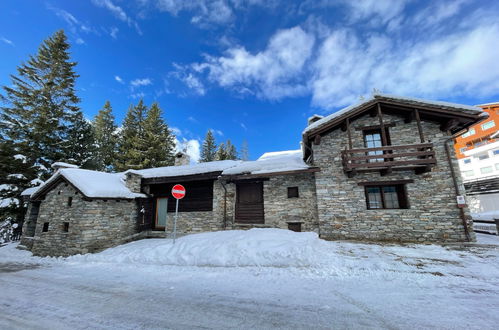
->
xmin=69 ymin=228 xmax=330 ymax=267
xmin=21 ymin=186 xmax=40 ymax=196
xmin=472 ymin=210 xmax=499 ymax=221
xmin=304 ymin=93 xmax=486 ymax=134
xmin=31 ymin=169 xmax=145 ymax=199
xmin=51 ymin=162 xmax=79 ymax=169
xmin=223 ymin=149 xmax=310 ymax=176
xmin=127 ymin=160 xmax=242 ymax=179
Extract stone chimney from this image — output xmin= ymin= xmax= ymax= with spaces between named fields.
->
xmin=51 ymin=162 xmax=79 ymax=171
xmin=307 ymin=114 xmax=324 ymax=126
xmin=175 ymin=152 xmax=190 ymax=166
xmin=125 ymin=172 xmax=142 ymax=193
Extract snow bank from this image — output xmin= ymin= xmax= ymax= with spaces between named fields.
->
xmin=472 ymin=210 xmax=499 ymax=220
xmin=69 ymin=229 xmax=330 ymax=267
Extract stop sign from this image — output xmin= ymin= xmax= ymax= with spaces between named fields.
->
xmin=171 ymin=184 xmax=186 ymax=199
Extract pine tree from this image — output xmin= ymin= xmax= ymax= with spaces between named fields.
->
xmin=225 ymin=139 xmax=238 ymax=160
xmin=0 ymin=30 xmax=81 ymax=177
xmin=62 ymin=111 xmax=96 ymax=169
xmin=142 ymin=102 xmax=176 ymax=168
xmin=0 ymin=30 xmax=82 ymax=221
xmin=93 ymin=101 xmax=118 ymax=171
xmin=200 ymin=130 xmax=217 ymax=162
xmin=215 ymin=142 xmax=227 ymax=160
xmin=115 ymin=100 xmax=148 ymax=171
xmin=240 ymin=140 xmax=249 ymax=161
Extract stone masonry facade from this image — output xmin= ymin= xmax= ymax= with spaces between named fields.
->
xmin=312 ymin=113 xmax=475 ymax=243
xmin=26 ymin=181 xmax=139 ymax=256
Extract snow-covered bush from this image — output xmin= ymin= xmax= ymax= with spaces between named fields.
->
xmin=0 ymin=218 xmax=15 ymax=244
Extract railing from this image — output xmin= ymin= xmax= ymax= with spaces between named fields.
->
xmin=341 ymin=143 xmax=436 ymax=174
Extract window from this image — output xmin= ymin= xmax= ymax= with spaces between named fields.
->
xmin=67 ymin=197 xmax=73 ymax=207
xmin=493 ymin=150 xmax=499 ymax=156
xmin=287 ymin=187 xmax=299 ymax=198
xmin=478 ymin=154 xmax=490 ymax=160
xmin=481 ymin=121 xmax=496 ymax=130
xmin=463 ymin=170 xmax=474 ymax=177
xmin=63 ymin=222 xmax=69 ymax=232
xmin=363 ymin=128 xmax=391 ymax=163
xmin=462 ymin=128 xmax=476 ymax=138
xmin=459 ymin=147 xmax=467 ymax=153
xmin=495 ymin=164 xmax=499 ymax=171
xmin=364 ymin=185 xmax=408 ymax=209
xmin=42 ymin=222 xmax=49 ymax=232
xmin=149 ymin=180 xmax=214 ymax=212
xmin=463 ymin=158 xmax=471 ymax=164
xmin=480 ymin=166 xmax=493 ymax=175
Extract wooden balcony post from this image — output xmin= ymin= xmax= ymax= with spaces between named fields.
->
xmin=346 ymin=118 xmax=353 ymax=149
xmin=414 ymin=109 xmax=425 ymax=143
xmin=377 ymin=103 xmax=388 ymax=146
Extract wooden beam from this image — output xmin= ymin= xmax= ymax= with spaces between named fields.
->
xmin=346 ymin=118 xmax=353 ymax=149
xmin=313 ymin=135 xmax=321 ymax=145
xmin=377 ymin=103 xmax=388 ymax=146
xmin=358 ymin=179 xmax=414 ymax=186
xmin=440 ymin=118 xmax=460 ymax=131
xmin=414 ymin=109 xmax=425 ymax=143
xmin=355 ymin=123 xmax=396 ymax=131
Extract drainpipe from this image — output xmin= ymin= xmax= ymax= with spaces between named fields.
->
xmin=444 ymin=130 xmax=471 ymax=241
xmin=218 ymin=176 xmax=228 ymax=230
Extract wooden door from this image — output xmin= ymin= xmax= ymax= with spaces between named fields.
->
xmin=235 ymin=182 xmax=264 ymax=224
xmin=155 ymin=197 xmax=169 ymax=229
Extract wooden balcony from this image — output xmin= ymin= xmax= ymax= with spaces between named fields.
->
xmin=341 ymin=143 xmax=436 ymax=177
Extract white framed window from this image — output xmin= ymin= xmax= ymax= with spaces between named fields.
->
xmin=462 ymin=128 xmax=476 ymax=138
xmin=463 ymin=170 xmax=474 ymax=177
xmin=480 ymin=166 xmax=493 ymax=175
xmin=495 ymin=164 xmax=499 ymax=171
xmin=463 ymin=158 xmax=471 ymax=164
xmin=459 ymin=147 xmax=467 ymax=153
xmin=481 ymin=121 xmax=496 ymax=130
xmin=493 ymin=149 xmax=499 ymax=156
xmin=478 ymin=154 xmax=490 ymax=160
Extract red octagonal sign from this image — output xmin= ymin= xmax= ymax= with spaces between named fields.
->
xmin=171 ymin=184 xmax=186 ymax=199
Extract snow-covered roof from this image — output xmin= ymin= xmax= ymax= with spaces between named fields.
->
xmin=126 ymin=160 xmax=242 ymax=179
xmin=304 ymin=93 xmax=487 ymax=135
xmin=31 ymin=169 xmax=146 ymax=199
xmin=223 ymin=149 xmax=312 ymax=176
xmin=51 ymin=162 xmax=79 ymax=169
xmin=21 ymin=187 xmax=40 ymax=196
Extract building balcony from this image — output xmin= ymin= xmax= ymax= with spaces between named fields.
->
xmin=341 ymin=143 xmax=436 ymax=177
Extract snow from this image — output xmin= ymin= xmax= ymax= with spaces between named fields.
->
xmin=0 ymin=197 xmax=19 ymax=207
xmin=0 ymin=229 xmax=498 ymax=329
xmin=127 ymin=160 xmax=242 ymax=179
xmin=472 ymin=210 xmax=499 ymax=220
xmin=51 ymin=161 xmax=79 ymax=169
xmin=7 ymin=173 xmax=27 ymax=180
xmin=476 ymin=233 xmax=499 ymax=245
xmin=20 ymin=186 xmax=39 ymax=196
xmin=223 ymin=150 xmax=311 ymax=175
xmin=13 ymin=154 xmax=27 ymax=163
xmin=31 ymin=168 xmax=146 ymax=199
xmin=304 ymin=93 xmax=487 ymax=134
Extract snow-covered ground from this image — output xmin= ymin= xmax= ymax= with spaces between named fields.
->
xmin=1 ymin=229 xmax=498 ymax=329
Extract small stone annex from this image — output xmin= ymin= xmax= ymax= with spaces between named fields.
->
xmin=20 ymin=94 xmax=488 ymax=256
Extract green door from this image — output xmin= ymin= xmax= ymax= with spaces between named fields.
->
xmin=155 ymin=197 xmax=169 ymax=229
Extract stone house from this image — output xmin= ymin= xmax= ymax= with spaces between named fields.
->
xmin=21 ymin=94 xmax=487 ymax=256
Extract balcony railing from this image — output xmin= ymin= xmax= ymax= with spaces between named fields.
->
xmin=341 ymin=143 xmax=436 ymax=176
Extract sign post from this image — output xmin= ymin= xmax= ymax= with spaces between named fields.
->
xmin=171 ymin=184 xmax=186 ymax=243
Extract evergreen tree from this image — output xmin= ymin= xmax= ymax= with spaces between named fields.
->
xmin=225 ymin=139 xmax=238 ymax=160
xmin=240 ymin=140 xmax=249 ymax=161
xmin=0 ymin=30 xmax=82 ymax=221
xmin=0 ymin=30 xmax=81 ymax=177
xmin=93 ymin=101 xmax=118 ymax=171
xmin=142 ymin=102 xmax=176 ymax=168
xmin=200 ymin=130 xmax=217 ymax=162
xmin=215 ymin=142 xmax=227 ymax=160
xmin=62 ymin=111 xmax=96 ymax=169
xmin=115 ymin=100 xmax=148 ymax=171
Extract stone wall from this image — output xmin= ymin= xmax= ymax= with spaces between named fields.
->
xmin=312 ymin=112 xmax=474 ymax=243
xmin=30 ymin=181 xmax=139 ymax=256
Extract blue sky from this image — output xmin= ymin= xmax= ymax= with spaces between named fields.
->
xmin=1 ymin=0 xmax=499 ymax=161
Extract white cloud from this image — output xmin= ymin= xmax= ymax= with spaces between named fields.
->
xmin=115 ymin=75 xmax=124 ymax=84
xmin=130 ymin=78 xmax=152 ymax=87
xmin=110 ymin=26 xmax=119 ymax=39
xmin=0 ymin=37 xmax=14 ymax=46
xmin=175 ymin=138 xmax=201 ymax=163
xmin=192 ymin=26 xmax=314 ymax=100
xmin=130 ymin=92 xmax=146 ymax=99
xmin=210 ymin=129 xmax=224 ymax=136
xmin=170 ymin=127 xmax=182 ymax=136
xmin=75 ymin=38 xmax=86 ymax=45
xmin=240 ymin=123 xmax=247 ymax=131
xmin=92 ymin=0 xmax=142 ymax=34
